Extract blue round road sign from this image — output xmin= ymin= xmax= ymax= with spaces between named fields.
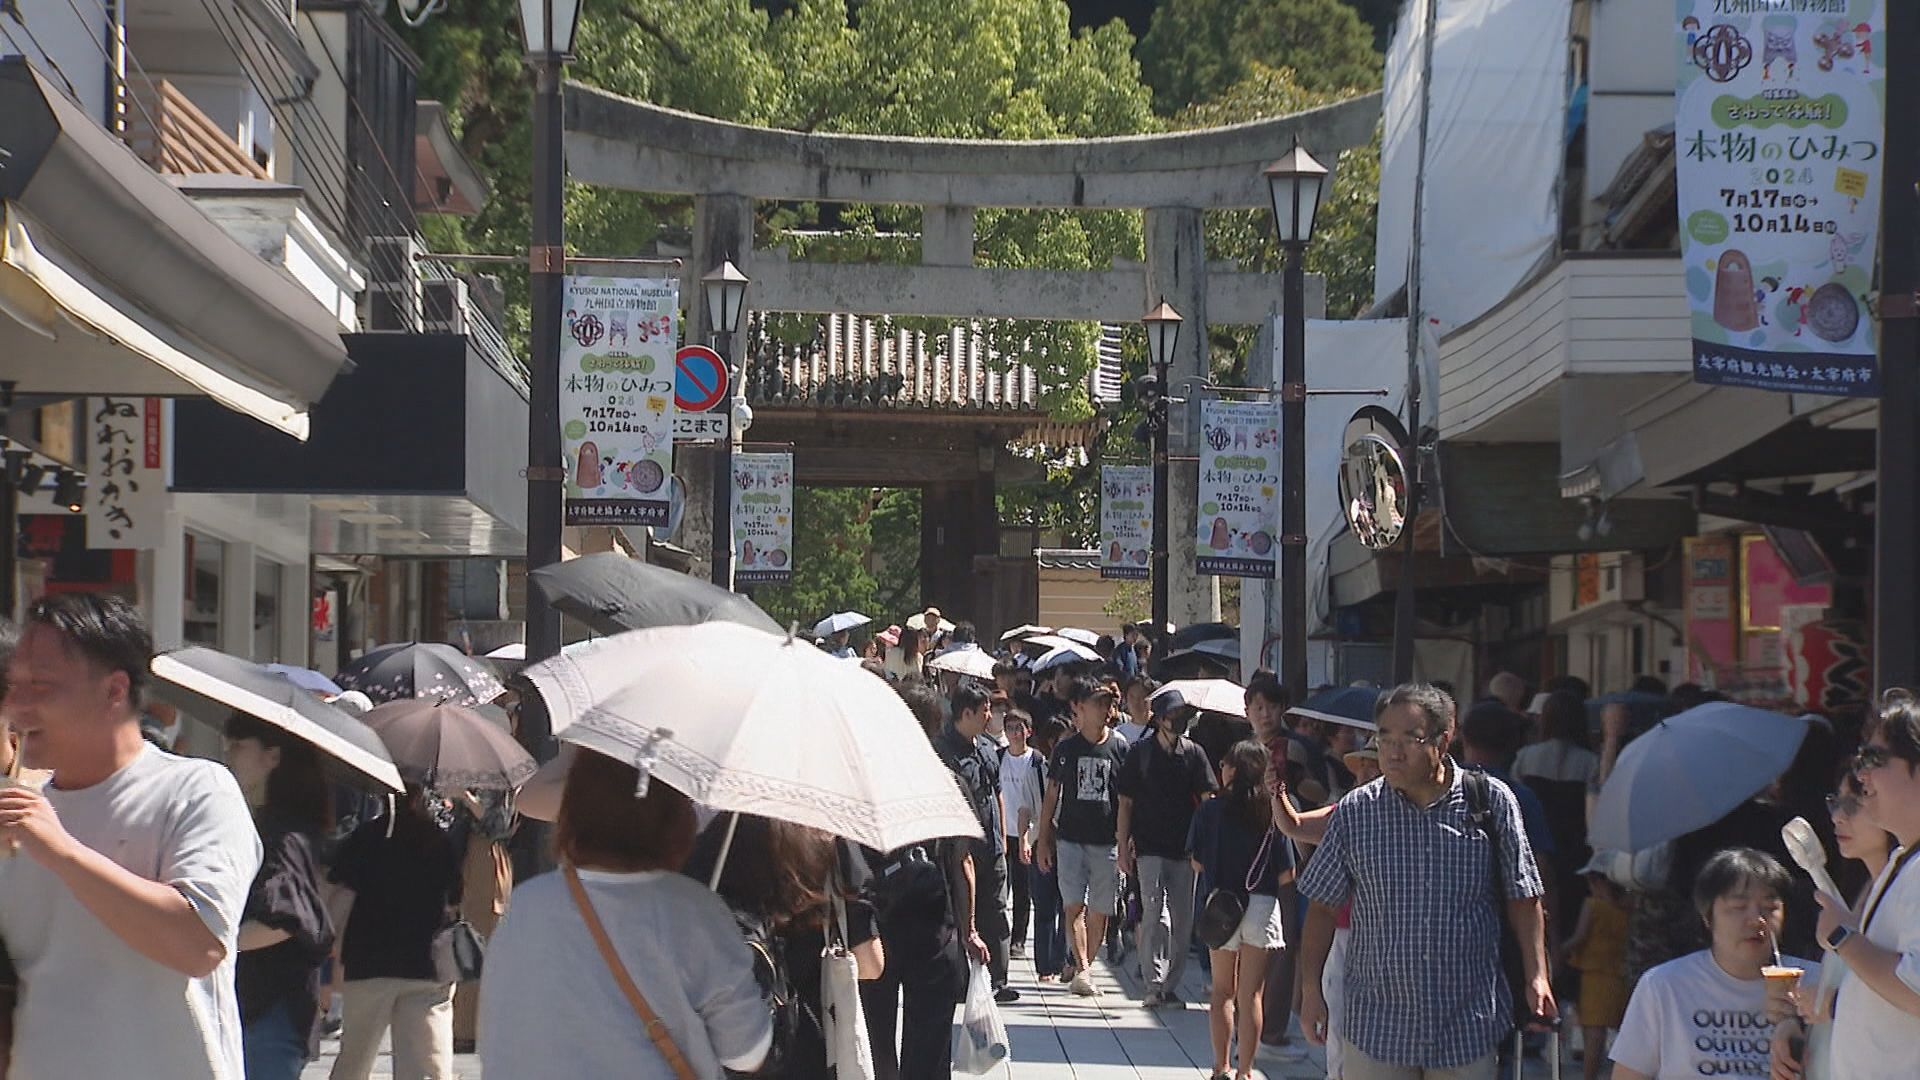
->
xmin=675 ymin=345 xmax=728 ymax=412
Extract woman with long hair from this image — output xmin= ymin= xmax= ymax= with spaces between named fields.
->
xmin=1187 ymin=740 xmax=1292 ymax=1080
xmin=223 ymin=712 xmax=336 ymax=1080
xmin=684 ymin=814 xmax=884 ymax=1078
xmin=885 ymin=626 xmax=926 ymax=682
xmin=479 ymin=749 xmax=771 ymax=1077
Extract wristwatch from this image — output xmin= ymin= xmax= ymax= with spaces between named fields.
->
xmin=1823 ymin=923 xmax=1854 ymax=952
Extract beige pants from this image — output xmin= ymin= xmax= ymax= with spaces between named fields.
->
xmin=1343 ymin=1044 xmax=1497 ymax=1080
xmin=452 ymin=838 xmax=513 ymax=1043
xmin=330 ymin=977 xmax=455 ymax=1080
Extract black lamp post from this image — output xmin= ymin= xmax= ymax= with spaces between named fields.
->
xmin=702 ymin=259 xmax=749 ymax=588
xmin=1141 ymin=300 xmax=1182 ymax=642
xmin=1263 ymin=140 xmax=1328 ymax=702
xmin=516 ymin=0 xmax=581 ymax=757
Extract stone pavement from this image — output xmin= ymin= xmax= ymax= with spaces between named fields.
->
xmin=305 ymin=949 xmax=1574 ymax=1079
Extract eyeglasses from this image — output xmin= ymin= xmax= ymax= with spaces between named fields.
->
xmin=1852 ymin=744 xmax=1893 ymax=774
xmin=1375 ymin=731 xmax=1442 ymax=754
xmin=1826 ymin=793 xmax=1863 ymax=818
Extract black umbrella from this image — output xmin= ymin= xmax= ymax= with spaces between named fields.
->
xmin=529 ymin=551 xmax=783 ymax=638
xmin=362 ymin=699 xmax=536 ymax=794
xmin=149 ymin=647 xmax=403 ymax=792
xmin=337 ymin=642 xmax=505 ymax=707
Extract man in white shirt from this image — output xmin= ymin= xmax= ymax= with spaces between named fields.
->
xmin=0 ymin=594 xmax=262 ymax=1079
xmin=1816 ymin=695 xmax=1920 ymax=1080
xmin=998 ymin=710 xmax=1044 ymax=959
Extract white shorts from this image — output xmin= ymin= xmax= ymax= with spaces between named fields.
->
xmin=1216 ymin=892 xmax=1287 ymax=952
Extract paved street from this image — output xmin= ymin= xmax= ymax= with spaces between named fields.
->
xmin=306 ymin=948 xmax=1574 ymax=1079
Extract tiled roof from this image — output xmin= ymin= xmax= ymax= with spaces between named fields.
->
xmin=1035 ymin=548 xmax=1102 ymax=570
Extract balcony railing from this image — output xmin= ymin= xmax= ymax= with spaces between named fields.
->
xmin=123 ymin=80 xmax=269 ymax=181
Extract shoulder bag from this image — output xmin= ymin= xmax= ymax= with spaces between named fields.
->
xmin=1195 ymin=824 xmax=1276 ymax=951
xmin=430 ymin=915 xmax=485 ymax=984
xmin=1463 ymin=768 xmax=1546 ymax=1029
xmin=564 ymin=864 xmax=698 ymax=1080
xmin=820 ymin=876 xmax=877 ymax=1080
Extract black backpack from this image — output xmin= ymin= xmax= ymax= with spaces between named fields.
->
xmin=1462 ymin=768 xmax=1541 ymax=1029
xmin=725 ymin=909 xmax=816 ymax=1078
xmin=866 ymin=842 xmax=962 ymax=977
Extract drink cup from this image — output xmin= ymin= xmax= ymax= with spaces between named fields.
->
xmin=1762 ymin=964 xmax=1804 ymax=988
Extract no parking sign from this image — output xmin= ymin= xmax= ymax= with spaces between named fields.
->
xmin=674 ymin=345 xmax=728 ymax=413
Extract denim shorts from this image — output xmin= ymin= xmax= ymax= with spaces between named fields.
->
xmin=1056 ymin=841 xmax=1119 ymax=916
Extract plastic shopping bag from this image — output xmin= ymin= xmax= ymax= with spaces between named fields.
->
xmin=952 ymin=959 xmax=1010 ymax=1075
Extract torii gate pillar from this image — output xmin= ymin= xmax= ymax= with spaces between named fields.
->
xmin=1146 ymin=207 xmax=1221 ymax=628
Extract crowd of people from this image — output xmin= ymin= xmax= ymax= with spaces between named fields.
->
xmin=1 ymin=593 xmax=1918 ymax=1080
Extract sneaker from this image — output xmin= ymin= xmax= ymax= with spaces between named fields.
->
xmin=1158 ymin=989 xmax=1185 ymax=1008
xmin=1009 ymin=943 xmax=1027 ymax=959
xmin=1060 ymin=958 xmax=1080 ymax=984
xmin=994 ymin=987 xmax=1021 ymax=1004
xmin=1142 ymin=991 xmax=1165 ymax=1008
xmin=1069 ymin=971 xmax=1098 ymax=996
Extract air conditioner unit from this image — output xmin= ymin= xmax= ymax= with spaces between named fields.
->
xmin=421 ymin=277 xmax=469 ymax=334
xmin=365 ymin=235 xmax=422 ymax=332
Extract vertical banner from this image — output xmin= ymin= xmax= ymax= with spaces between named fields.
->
xmin=731 ymin=452 xmax=793 ymax=585
xmin=86 ymin=396 xmax=165 ymax=548
xmin=1677 ymin=3 xmax=1885 ymax=397
xmin=1100 ymin=465 xmax=1152 ymax=580
xmin=1195 ymin=399 xmax=1279 ymax=579
xmin=560 ymin=276 xmax=679 ymax=525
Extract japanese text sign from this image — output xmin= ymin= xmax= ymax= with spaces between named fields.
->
xmin=731 ymin=452 xmax=793 ymax=585
xmin=1100 ymin=465 xmax=1152 ymax=581
xmin=85 ymin=396 xmax=165 ymax=549
xmin=1195 ymin=399 xmax=1278 ymax=579
xmin=560 ymin=276 xmax=679 ymax=526
xmin=1677 ymin=1 xmax=1885 ymax=397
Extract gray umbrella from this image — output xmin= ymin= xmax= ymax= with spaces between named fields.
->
xmin=529 ymin=552 xmax=782 ymax=638
xmin=150 ymin=647 xmax=403 ymax=792
xmin=362 ymin=699 xmax=536 ymax=794
xmin=337 ymin=642 xmax=505 ymax=707
xmin=1589 ymin=702 xmax=1809 ymax=853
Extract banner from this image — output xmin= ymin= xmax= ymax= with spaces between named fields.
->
xmin=86 ymin=396 xmax=165 ymax=548
xmin=560 ymin=276 xmax=678 ymax=525
xmin=1677 ymin=2 xmax=1884 ymax=397
xmin=1196 ymin=399 xmax=1279 ymax=579
xmin=732 ymin=452 xmax=793 ymax=585
xmin=1099 ymin=465 xmax=1152 ymax=581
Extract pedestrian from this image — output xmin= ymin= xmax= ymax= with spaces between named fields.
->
xmin=1116 ymin=675 xmax=1155 ymax=745
xmin=936 ymin=680 xmax=1018 ymax=1003
xmin=449 ymin=785 xmax=515 ymax=1054
xmin=1189 ymin=740 xmax=1292 ymax=1080
xmin=1485 ymin=672 xmax=1527 ymax=714
xmin=326 ymin=782 xmax=464 ymax=1080
xmin=479 ymin=747 xmax=772 ymax=1077
xmin=1116 ymin=693 xmax=1218 ymax=1007
xmin=885 ymin=625 xmax=926 ymax=682
xmin=1027 ymin=714 xmax=1071 ymax=981
xmin=223 ymin=711 xmax=338 ymax=1080
xmin=1560 ymin=856 xmax=1628 ymax=1080
xmin=1803 ymin=689 xmax=1920 ymax=1079
xmin=1460 ymin=701 xmax=1558 ymax=903
xmin=0 ymin=594 xmax=262 ymax=1079
xmin=685 ymin=813 xmax=886 ymax=1078
xmin=1116 ymin=623 xmax=1141 ymax=681
xmin=1035 ymin=675 xmax=1130 ymax=996
xmin=998 ymin=709 xmax=1044 ymax=963
xmin=1609 ymin=848 xmax=1814 ymax=1080
xmin=1244 ymin=671 xmax=1307 ymax=1057
xmin=1514 ymin=691 xmax=1598 ymax=936
xmin=827 ymin=628 xmax=856 ymax=659
xmin=1297 ymin=682 xmax=1554 ymax=1080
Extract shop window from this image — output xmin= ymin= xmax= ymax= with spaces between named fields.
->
xmin=184 ymin=532 xmax=223 ymax=647
xmin=254 ymin=557 xmax=282 ymax=661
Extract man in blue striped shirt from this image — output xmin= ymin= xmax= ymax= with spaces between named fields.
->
xmin=1296 ymin=683 xmax=1553 ymax=1079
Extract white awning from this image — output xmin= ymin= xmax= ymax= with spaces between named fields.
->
xmin=0 ymin=203 xmax=308 ymax=439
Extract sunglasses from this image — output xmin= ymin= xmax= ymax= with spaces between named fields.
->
xmin=1826 ymin=792 xmax=1863 ymax=818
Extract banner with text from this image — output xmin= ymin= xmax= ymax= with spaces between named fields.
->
xmin=1677 ymin=1 xmax=1884 ymax=397
xmin=560 ymin=276 xmax=679 ymax=525
xmin=732 ymin=452 xmax=794 ymax=585
xmin=1100 ymin=465 xmax=1152 ymax=580
xmin=1196 ymin=399 xmax=1278 ymax=579
xmin=86 ymin=396 xmax=165 ymax=548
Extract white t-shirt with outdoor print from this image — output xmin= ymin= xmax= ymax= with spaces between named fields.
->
xmin=1610 ymin=949 xmax=1818 ymax=1080
xmin=0 ymin=743 xmax=262 ymax=1079
xmin=1828 ymin=846 xmax=1920 ymax=1080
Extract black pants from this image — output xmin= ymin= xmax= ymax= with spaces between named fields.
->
xmin=973 ymin=846 xmax=1011 ymax=989
xmin=861 ymin=974 xmax=957 ymax=1080
xmin=1006 ymin=838 xmax=1031 ymax=949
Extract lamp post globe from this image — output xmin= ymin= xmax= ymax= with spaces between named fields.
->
xmin=1262 ymin=139 xmax=1329 ymax=248
xmin=516 ymin=0 xmax=582 ymax=57
xmin=702 ymin=259 xmax=750 ymax=335
xmin=703 ymin=260 xmax=751 ymax=589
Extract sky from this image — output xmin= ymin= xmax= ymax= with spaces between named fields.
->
xmin=1066 ymin=0 xmax=1156 ymax=36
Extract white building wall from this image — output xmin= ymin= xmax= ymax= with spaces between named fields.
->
xmin=4 ymin=0 xmax=111 ymax=125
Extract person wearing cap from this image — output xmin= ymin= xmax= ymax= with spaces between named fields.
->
xmin=1116 ymin=690 xmax=1218 ymax=1007
xmin=1560 ymin=852 xmax=1628 ymax=1080
xmin=1034 ymin=675 xmax=1131 ymax=997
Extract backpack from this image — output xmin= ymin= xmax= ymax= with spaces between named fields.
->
xmin=865 ymin=843 xmax=962 ymax=983
xmin=1462 ymin=768 xmax=1538 ymax=1028
xmin=725 ymin=909 xmax=816 ymax=1078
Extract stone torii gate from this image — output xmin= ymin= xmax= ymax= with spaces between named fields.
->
xmin=563 ymin=85 xmax=1379 ymax=627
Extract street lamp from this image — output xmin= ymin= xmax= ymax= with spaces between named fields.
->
xmin=1141 ymin=299 xmax=1182 ymax=644
xmin=702 ymin=259 xmax=749 ymax=588
xmin=516 ymin=0 xmax=582 ymax=758
xmin=1263 ymin=139 xmax=1327 ymax=703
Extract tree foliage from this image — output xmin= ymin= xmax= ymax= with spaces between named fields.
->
xmin=1138 ymin=0 xmax=1381 ymax=115
xmin=749 ymin=486 xmax=879 ymax=630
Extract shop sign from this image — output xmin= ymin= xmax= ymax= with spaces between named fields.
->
xmin=560 ymin=276 xmax=678 ymax=526
xmin=1195 ymin=399 xmax=1278 ymax=579
xmin=1676 ymin=2 xmax=1885 ymax=397
xmin=86 ymin=396 xmax=165 ymax=549
xmin=1100 ymin=465 xmax=1152 ymax=581
xmin=731 ymin=452 xmax=793 ymax=585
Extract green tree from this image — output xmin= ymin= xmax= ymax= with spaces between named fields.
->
xmin=1138 ymin=0 xmax=1381 ymax=115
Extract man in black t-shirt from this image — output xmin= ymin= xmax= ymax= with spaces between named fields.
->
xmin=1115 ymin=704 xmax=1218 ymax=1006
xmin=934 ymin=682 xmax=1018 ymax=1003
xmin=1034 ymin=676 xmax=1130 ymax=997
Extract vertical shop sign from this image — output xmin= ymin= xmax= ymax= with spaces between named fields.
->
xmin=1195 ymin=399 xmax=1279 ymax=579
xmin=86 ymin=396 xmax=165 ymax=548
xmin=1676 ymin=2 xmax=1886 ymax=396
xmin=731 ymin=452 xmax=793 ymax=585
xmin=560 ymin=276 xmax=679 ymax=526
xmin=1100 ymin=465 xmax=1152 ymax=581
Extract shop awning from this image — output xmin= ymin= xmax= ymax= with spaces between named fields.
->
xmin=0 ymin=58 xmax=349 ymax=434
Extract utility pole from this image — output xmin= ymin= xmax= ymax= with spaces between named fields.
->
xmin=1873 ymin=3 xmax=1918 ymax=690
xmin=1393 ymin=0 xmax=1441 ymax=684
